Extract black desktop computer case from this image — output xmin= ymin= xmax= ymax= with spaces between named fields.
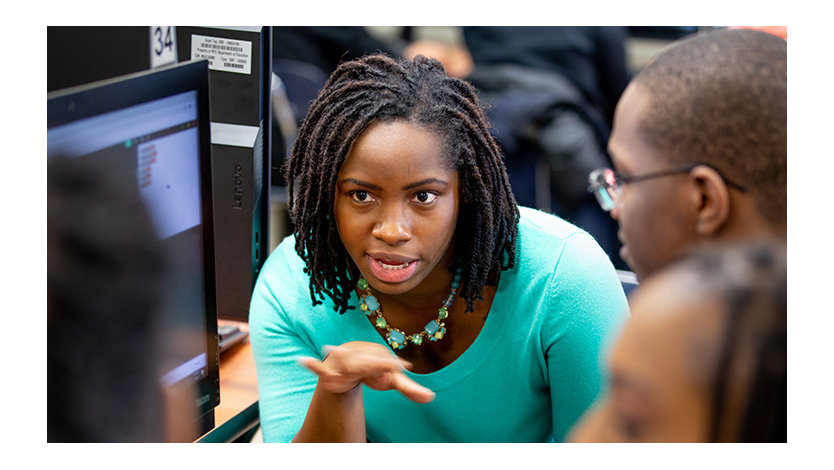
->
xmin=176 ymin=26 xmax=272 ymax=322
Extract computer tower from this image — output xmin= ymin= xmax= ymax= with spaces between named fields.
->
xmin=176 ymin=26 xmax=272 ymax=322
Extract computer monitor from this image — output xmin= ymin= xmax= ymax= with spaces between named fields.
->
xmin=47 ymin=60 xmax=220 ymax=441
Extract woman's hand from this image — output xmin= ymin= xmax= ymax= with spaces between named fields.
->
xmin=298 ymin=341 xmax=435 ymax=403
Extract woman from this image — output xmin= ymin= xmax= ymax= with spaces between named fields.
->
xmin=569 ymin=241 xmax=786 ymax=442
xmin=250 ymin=54 xmax=628 ymax=442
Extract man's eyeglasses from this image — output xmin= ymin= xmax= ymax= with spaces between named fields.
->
xmin=587 ymin=163 xmax=747 ymax=212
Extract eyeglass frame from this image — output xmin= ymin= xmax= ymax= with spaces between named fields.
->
xmin=587 ymin=163 xmax=747 ymax=212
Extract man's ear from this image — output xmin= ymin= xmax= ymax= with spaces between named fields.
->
xmin=688 ymin=165 xmax=731 ymax=236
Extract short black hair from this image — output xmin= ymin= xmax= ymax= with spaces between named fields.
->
xmin=285 ymin=53 xmax=519 ymax=314
xmin=633 ymin=29 xmax=786 ymax=229
xmin=676 ymin=241 xmax=786 ymax=442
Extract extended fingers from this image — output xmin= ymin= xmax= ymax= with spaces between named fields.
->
xmin=299 ymin=344 xmax=434 ymax=402
xmin=362 ymin=369 xmax=435 ymax=403
xmin=298 ymin=356 xmax=327 ymax=375
xmin=298 ymin=344 xmax=412 ymax=395
xmin=388 ymin=372 xmax=436 ymax=403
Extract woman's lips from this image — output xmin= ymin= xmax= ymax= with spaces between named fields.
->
xmin=367 ymin=254 xmax=419 ymax=284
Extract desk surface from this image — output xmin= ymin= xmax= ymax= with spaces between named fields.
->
xmin=215 ymin=320 xmax=258 ymax=428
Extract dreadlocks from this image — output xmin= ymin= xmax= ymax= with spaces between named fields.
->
xmin=679 ymin=241 xmax=786 ymax=442
xmin=285 ymin=53 xmax=519 ymax=314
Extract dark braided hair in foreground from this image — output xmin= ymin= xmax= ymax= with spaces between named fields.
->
xmin=676 ymin=241 xmax=786 ymax=442
xmin=286 ymin=53 xmax=519 ymax=314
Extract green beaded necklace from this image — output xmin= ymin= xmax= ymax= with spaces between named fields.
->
xmin=358 ymin=267 xmax=463 ymax=350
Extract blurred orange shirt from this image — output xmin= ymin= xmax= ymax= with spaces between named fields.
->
xmin=729 ymin=26 xmax=787 ymax=40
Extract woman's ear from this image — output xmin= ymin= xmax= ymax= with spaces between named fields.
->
xmin=689 ymin=165 xmax=731 ymax=237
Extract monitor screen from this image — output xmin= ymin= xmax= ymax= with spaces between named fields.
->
xmin=47 ymin=60 xmax=219 ymax=441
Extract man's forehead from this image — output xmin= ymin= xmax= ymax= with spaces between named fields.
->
xmin=609 ymin=85 xmax=665 ymax=172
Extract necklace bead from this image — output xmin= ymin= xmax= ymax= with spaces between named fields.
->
xmin=363 ymin=295 xmax=379 ymax=312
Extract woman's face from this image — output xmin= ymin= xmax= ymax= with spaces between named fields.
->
xmin=334 ymin=119 xmax=460 ymax=297
xmin=568 ymin=271 xmax=723 ymax=442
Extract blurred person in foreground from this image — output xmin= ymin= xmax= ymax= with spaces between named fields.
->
xmin=47 ymin=155 xmax=195 ymax=442
xmin=569 ymin=241 xmax=786 ymax=442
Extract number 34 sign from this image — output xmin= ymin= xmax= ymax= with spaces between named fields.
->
xmin=150 ymin=26 xmax=178 ymax=68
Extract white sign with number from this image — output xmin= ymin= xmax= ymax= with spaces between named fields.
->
xmin=150 ymin=26 xmax=178 ymax=68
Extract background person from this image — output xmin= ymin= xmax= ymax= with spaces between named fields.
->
xmin=587 ymin=28 xmax=787 ymax=281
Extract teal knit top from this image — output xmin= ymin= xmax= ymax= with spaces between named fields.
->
xmin=249 ymin=207 xmax=629 ymax=442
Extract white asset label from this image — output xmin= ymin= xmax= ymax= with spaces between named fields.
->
xmin=190 ymin=34 xmax=252 ymax=75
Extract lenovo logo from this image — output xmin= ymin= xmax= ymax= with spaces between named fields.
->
xmin=233 ymin=164 xmax=243 ymax=210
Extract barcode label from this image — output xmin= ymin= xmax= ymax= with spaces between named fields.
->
xmin=190 ymin=34 xmax=252 ymax=75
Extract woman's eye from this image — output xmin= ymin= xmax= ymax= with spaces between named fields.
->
xmin=351 ymin=191 xmax=373 ymax=203
xmin=412 ymin=191 xmax=437 ymax=204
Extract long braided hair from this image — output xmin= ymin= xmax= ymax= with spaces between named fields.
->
xmin=680 ymin=241 xmax=786 ymax=442
xmin=285 ymin=53 xmax=519 ymax=314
